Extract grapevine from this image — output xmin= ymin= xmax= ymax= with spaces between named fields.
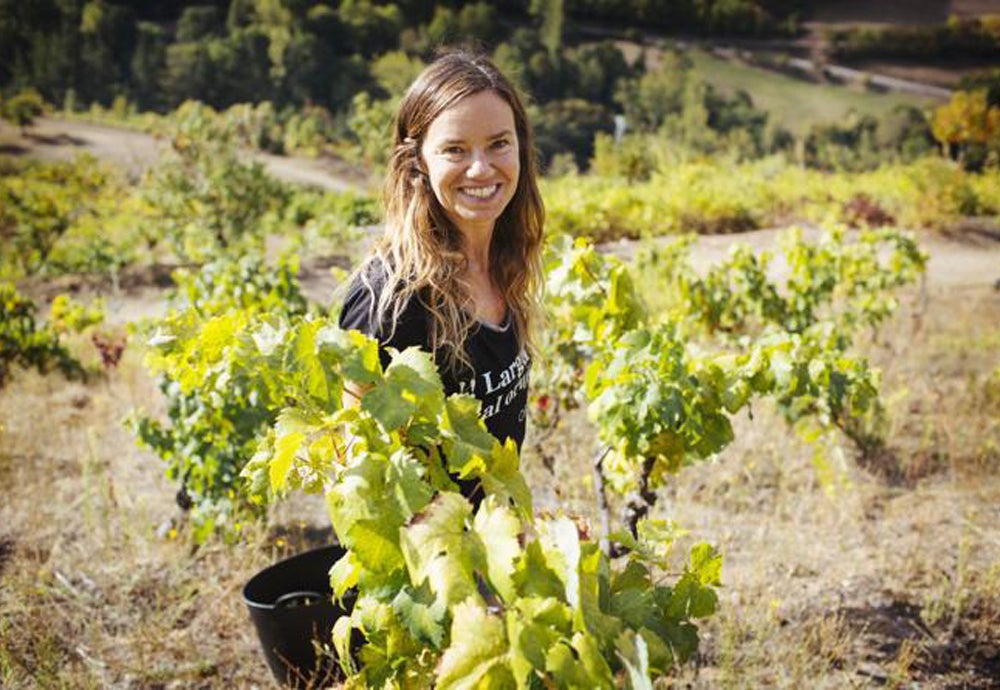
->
xmin=130 ymin=256 xmax=310 ymax=541
xmin=228 ymin=316 xmax=722 ymax=687
xmin=0 ymin=283 xmax=85 ymax=389
xmin=535 ymin=227 xmax=926 ymax=545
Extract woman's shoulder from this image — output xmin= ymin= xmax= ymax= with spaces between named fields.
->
xmin=348 ymin=255 xmax=390 ymax=291
xmin=339 ymin=257 xmax=387 ymax=333
xmin=338 ymin=255 xmax=429 ymax=338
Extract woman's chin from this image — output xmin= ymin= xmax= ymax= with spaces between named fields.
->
xmin=451 ymin=208 xmax=506 ymax=234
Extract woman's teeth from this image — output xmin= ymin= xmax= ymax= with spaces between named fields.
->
xmin=461 ymin=184 xmax=499 ymax=199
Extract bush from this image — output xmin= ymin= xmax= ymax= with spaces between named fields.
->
xmin=131 ymin=257 xmax=311 ymax=542
xmin=0 ymin=283 xmax=84 ymax=389
xmin=1 ymin=88 xmax=47 ymax=133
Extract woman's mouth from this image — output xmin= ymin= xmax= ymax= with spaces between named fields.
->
xmin=459 ymin=184 xmax=501 ymax=200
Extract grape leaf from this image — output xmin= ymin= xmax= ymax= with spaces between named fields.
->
xmin=392 ymin=583 xmax=447 ymax=648
xmin=472 ymin=498 xmax=522 ymax=602
xmin=436 ymin=601 xmax=511 ymax=690
xmin=616 ymin=631 xmax=653 ymax=690
xmin=400 ymin=492 xmax=481 ymax=607
xmin=347 ymin=519 xmax=405 ymax=574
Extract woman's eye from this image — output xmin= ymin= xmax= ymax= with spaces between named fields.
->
xmin=492 ymin=139 xmax=510 ymax=150
xmin=443 ymin=146 xmax=464 ymax=156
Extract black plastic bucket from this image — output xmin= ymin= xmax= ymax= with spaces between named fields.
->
xmin=243 ymin=544 xmax=354 ymax=688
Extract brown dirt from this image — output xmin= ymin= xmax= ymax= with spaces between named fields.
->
xmin=0 ymin=117 xmax=366 ymax=191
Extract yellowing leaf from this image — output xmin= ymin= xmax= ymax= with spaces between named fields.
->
xmin=436 ymin=601 xmax=510 ymax=690
xmin=473 ymin=498 xmax=522 ymax=602
xmin=269 ymin=430 xmax=305 ymax=490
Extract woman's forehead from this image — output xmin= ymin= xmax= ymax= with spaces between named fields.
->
xmin=425 ymin=90 xmax=516 ymax=142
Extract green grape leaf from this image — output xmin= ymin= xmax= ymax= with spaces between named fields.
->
xmin=507 ymin=598 xmax=570 ymax=685
xmin=269 ymin=409 xmax=310 ymax=490
xmin=689 ymin=542 xmax=723 ymax=586
xmin=480 ymin=439 xmax=533 ymax=516
xmin=436 ymin=601 xmax=510 ymax=690
xmin=472 ymin=498 xmax=522 ymax=602
xmin=332 ymin=614 xmax=357 ymax=677
xmin=389 ymin=347 xmax=444 ymax=398
xmin=317 ymin=325 xmax=382 ymax=386
xmin=616 ymin=631 xmax=653 ymax=690
xmin=572 ymin=631 xmax=615 ymax=688
xmin=361 ymin=375 xmax=417 ymax=432
xmin=329 ymin=550 xmax=361 ymax=603
xmin=386 ymin=448 xmax=434 ymax=521
xmin=325 ymin=453 xmax=397 ymax=539
xmin=392 ymin=583 xmax=447 ymax=648
xmin=512 ymin=541 xmax=565 ymax=601
xmin=400 ymin=492 xmax=481 ymax=607
xmin=538 ymin=518 xmax=581 ymax=611
xmin=545 ymin=642 xmax=588 ymax=688
xmin=442 ymin=395 xmax=497 ymax=477
xmin=347 ymin=519 xmax=405 ymax=574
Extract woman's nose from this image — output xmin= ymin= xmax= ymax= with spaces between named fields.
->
xmin=466 ymin=150 xmax=491 ymax=177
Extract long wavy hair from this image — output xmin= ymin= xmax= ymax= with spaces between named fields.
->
xmin=358 ymin=50 xmax=545 ymax=375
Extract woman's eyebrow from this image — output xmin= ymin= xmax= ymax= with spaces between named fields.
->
xmin=439 ymin=129 xmax=514 ymax=146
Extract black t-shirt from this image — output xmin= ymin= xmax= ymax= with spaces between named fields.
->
xmin=338 ymin=260 xmax=530 ymax=450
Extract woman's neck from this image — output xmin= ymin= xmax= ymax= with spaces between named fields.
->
xmin=461 ymin=224 xmax=494 ymax=276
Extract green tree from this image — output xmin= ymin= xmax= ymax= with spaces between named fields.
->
xmin=706 ymin=87 xmax=768 ymax=157
xmin=569 ymin=41 xmax=632 ymax=106
xmin=457 ymin=2 xmax=497 ymax=46
xmin=615 ymin=50 xmax=691 ymax=130
xmin=1 ymin=88 xmax=46 ymax=134
xmin=79 ymin=0 xmax=137 ymax=103
xmin=879 ymin=105 xmax=935 ymax=161
xmin=677 ymin=77 xmax=715 ymax=152
xmin=804 ymin=113 xmax=881 ymax=171
xmin=304 ymin=3 xmax=343 ymax=44
xmin=24 ymin=5 xmax=82 ymax=105
xmin=371 ymin=50 xmax=425 ymax=98
xmin=530 ymin=0 xmax=563 ymax=58
xmin=226 ymin=0 xmax=257 ymax=32
xmin=338 ymin=0 xmax=403 ymax=57
xmin=130 ymin=21 xmax=168 ymax=110
xmin=175 ymin=5 xmax=224 ymax=42
xmin=210 ymin=28 xmax=274 ymax=105
xmin=931 ymin=89 xmax=1000 ymax=167
xmin=346 ymin=91 xmax=396 ymax=169
xmin=532 ymin=98 xmax=612 ymax=170
xmin=162 ymin=40 xmax=214 ymax=107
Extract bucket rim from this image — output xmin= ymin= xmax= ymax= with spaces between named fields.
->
xmin=242 ymin=543 xmax=346 ymax=610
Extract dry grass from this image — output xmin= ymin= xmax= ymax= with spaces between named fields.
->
xmin=0 ymin=346 xmax=327 ymax=688
xmin=2 ymin=234 xmax=999 ymax=688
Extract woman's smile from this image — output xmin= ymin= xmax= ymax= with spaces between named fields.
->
xmin=459 ymin=183 xmax=501 ymax=200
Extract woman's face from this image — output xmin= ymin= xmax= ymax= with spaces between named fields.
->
xmin=420 ymin=89 xmax=520 ymax=240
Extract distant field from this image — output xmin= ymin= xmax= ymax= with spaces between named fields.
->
xmin=685 ymin=48 xmax=941 ymax=135
xmin=612 ymin=41 xmax=942 ymax=135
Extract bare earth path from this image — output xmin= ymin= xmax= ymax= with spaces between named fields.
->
xmin=0 ymin=116 xmax=365 ymax=190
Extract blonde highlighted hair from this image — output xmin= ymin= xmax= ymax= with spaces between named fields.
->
xmin=358 ymin=50 xmax=545 ymax=375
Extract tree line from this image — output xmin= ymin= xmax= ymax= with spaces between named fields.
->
xmin=0 ymin=0 xmax=801 ymax=114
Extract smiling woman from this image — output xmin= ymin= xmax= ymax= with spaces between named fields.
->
xmin=338 ymin=51 xmax=545 ymax=473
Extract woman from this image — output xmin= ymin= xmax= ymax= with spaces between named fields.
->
xmin=339 ymin=51 xmax=545 ymax=457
